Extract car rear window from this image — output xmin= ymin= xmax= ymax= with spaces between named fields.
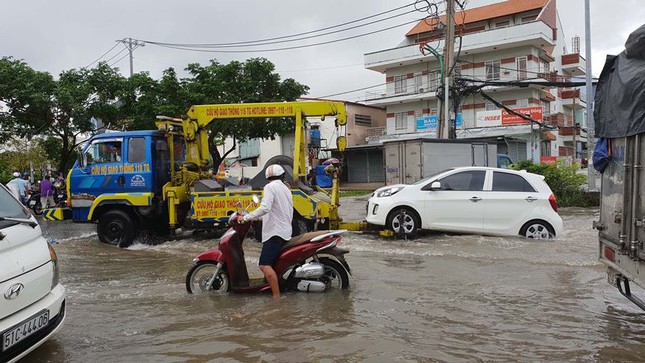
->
xmin=0 ymin=186 xmax=31 ymax=228
xmin=492 ymin=172 xmax=537 ymax=192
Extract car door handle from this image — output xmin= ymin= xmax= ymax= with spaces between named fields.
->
xmin=470 ymin=197 xmax=482 ymax=203
xmin=525 ymin=196 xmax=537 ymax=202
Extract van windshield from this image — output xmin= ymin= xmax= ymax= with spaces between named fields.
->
xmin=0 ymin=186 xmax=30 ymax=226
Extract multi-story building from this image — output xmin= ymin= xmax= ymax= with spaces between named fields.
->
xmin=363 ymin=0 xmax=587 ymax=164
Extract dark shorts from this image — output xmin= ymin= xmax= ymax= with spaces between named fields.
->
xmin=259 ymin=236 xmax=286 ymax=266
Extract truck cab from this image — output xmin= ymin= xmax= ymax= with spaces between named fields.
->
xmin=67 ymin=131 xmax=179 ymax=245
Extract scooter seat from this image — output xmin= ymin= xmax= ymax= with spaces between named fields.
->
xmin=282 ymin=230 xmax=330 ymax=251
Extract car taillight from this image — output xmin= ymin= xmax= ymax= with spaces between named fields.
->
xmin=549 ymin=194 xmax=558 ymax=212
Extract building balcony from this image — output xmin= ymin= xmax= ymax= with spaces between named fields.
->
xmin=365 ymin=21 xmax=555 ymax=73
xmin=561 ymin=53 xmax=586 ymax=76
xmin=364 ymin=88 xmax=438 ymax=107
xmin=558 ymin=88 xmax=586 ymax=108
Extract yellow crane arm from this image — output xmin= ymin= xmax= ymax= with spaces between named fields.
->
xmin=179 ymin=101 xmax=347 ymax=179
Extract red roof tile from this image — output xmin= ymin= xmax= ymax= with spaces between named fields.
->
xmin=406 ymin=0 xmax=549 ymax=37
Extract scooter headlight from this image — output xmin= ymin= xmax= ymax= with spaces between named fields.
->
xmin=48 ymin=242 xmax=60 ymax=289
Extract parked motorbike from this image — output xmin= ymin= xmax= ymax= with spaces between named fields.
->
xmin=27 ymin=191 xmax=43 ymax=215
xmin=186 ymin=196 xmax=351 ymax=294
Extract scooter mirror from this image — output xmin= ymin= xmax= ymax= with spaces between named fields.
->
xmin=252 ymin=195 xmax=260 ymax=204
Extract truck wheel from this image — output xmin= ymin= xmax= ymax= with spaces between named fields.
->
xmin=386 ymin=208 xmax=420 ymax=238
xmin=98 ymin=210 xmax=136 ymax=248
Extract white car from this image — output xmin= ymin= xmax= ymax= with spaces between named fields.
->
xmin=366 ymin=167 xmax=563 ymax=239
xmin=0 ymin=185 xmax=65 ymax=362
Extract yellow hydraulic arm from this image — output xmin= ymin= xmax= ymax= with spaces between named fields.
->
xmin=155 ymin=101 xmax=348 ymax=230
xmin=180 ymin=101 xmax=346 ymax=179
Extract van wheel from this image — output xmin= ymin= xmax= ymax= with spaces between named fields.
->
xmin=98 ymin=210 xmax=136 ymax=248
xmin=386 ymin=208 xmax=420 ymax=238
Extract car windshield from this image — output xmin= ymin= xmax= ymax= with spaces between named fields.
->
xmin=0 ymin=186 xmax=30 ymax=228
xmin=411 ymin=168 xmax=454 ymax=185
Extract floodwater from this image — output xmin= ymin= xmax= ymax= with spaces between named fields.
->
xmin=24 ymin=204 xmax=645 ymax=363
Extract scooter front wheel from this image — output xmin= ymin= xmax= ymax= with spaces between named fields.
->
xmin=186 ymin=261 xmax=230 ymax=294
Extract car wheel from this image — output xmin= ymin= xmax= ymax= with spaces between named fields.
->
xmin=520 ymin=220 xmax=554 ymax=239
xmin=386 ymin=208 xmax=420 ymax=238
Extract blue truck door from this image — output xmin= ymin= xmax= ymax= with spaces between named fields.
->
xmin=70 ymin=137 xmax=125 ymax=219
xmin=123 ymin=136 xmax=153 ymax=192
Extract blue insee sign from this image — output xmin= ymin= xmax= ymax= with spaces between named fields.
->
xmin=416 ymin=114 xmax=462 ymax=131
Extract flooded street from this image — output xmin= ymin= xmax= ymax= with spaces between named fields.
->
xmin=25 ymin=202 xmax=645 ymax=362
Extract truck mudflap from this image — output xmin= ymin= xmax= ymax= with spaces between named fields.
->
xmin=610 ymin=270 xmax=645 ymax=311
xmin=42 ymin=208 xmax=73 ymax=221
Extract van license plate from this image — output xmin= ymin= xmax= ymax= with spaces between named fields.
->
xmin=2 ymin=310 xmax=49 ymax=351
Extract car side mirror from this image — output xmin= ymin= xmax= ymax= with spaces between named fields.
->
xmin=429 ymin=181 xmax=441 ymax=190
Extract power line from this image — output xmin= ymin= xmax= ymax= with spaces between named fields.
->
xmin=145 ymin=9 xmax=419 ymax=49
xmin=316 ymin=83 xmax=385 ymax=99
xmin=109 ymin=52 xmax=130 ymax=68
xmin=103 ymin=46 xmax=128 ymax=64
xmin=142 ymin=2 xmax=417 ymax=48
xmin=144 ymin=19 xmax=422 ymax=54
xmin=84 ymin=43 xmax=120 ymax=68
xmin=278 ymin=63 xmax=364 ymax=73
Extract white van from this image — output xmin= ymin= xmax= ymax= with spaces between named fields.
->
xmin=0 ymin=184 xmax=65 ymax=362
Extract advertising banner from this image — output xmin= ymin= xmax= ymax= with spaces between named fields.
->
xmin=476 ymin=110 xmax=502 ymax=127
xmin=501 ymin=106 xmax=543 ymax=125
xmin=416 ymin=114 xmax=463 ymax=132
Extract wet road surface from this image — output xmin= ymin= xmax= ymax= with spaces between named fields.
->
xmin=24 ymin=205 xmax=645 ymax=362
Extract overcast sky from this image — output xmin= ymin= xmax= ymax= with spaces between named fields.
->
xmin=2 ymin=0 xmax=643 ymax=103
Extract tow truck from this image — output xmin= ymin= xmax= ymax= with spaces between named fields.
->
xmin=45 ymin=101 xmax=365 ymax=247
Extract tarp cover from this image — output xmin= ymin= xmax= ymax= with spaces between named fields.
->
xmin=595 ymin=24 xmax=645 ymax=138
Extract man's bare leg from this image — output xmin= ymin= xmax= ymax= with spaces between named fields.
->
xmin=259 ymin=265 xmax=281 ymax=299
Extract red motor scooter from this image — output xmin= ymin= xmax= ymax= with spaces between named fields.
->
xmin=186 ymin=197 xmax=351 ymax=295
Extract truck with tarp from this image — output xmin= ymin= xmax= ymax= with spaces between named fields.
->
xmin=594 ymin=23 xmax=645 ymax=311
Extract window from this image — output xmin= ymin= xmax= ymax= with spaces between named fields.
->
xmin=394 ymin=75 xmax=407 ymax=94
xmin=128 ymin=137 xmax=146 ymax=163
xmin=485 ymin=102 xmax=497 ymax=111
xmin=415 ymin=74 xmax=424 ymax=93
xmin=492 ymin=172 xmax=536 ymax=192
xmin=355 ymin=114 xmax=372 ymax=127
xmin=521 ymin=15 xmax=535 ymax=23
xmin=239 ymin=138 xmax=260 ymax=159
xmin=516 ymin=56 xmax=527 ymax=80
xmin=395 ymin=112 xmax=407 ymax=131
xmin=542 ymin=101 xmax=551 ymax=116
xmin=428 ymin=71 xmax=440 ymax=93
xmin=517 ymin=99 xmax=529 ymax=108
xmin=541 ymin=60 xmax=550 ymax=73
xmin=438 ymin=171 xmax=486 ymax=191
xmin=495 ymin=21 xmax=510 ymax=28
xmin=485 ymin=60 xmax=500 ymax=81
xmin=85 ymin=139 xmax=122 ymax=165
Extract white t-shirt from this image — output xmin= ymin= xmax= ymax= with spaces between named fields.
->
xmin=244 ymin=180 xmax=293 ymax=242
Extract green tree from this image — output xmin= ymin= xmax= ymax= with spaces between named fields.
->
xmin=0 ymin=57 xmax=127 ymax=173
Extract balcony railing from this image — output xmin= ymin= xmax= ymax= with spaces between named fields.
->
xmin=366 ymin=126 xmax=387 ymax=138
xmin=365 ymin=21 xmax=555 ymax=73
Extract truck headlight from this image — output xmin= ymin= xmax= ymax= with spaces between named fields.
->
xmin=376 ymin=187 xmax=403 ymax=198
xmin=48 ymin=242 xmax=60 ymax=289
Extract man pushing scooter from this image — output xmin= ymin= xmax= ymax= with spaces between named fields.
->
xmin=237 ymin=164 xmax=292 ymax=299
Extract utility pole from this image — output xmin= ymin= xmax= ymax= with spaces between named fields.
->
xmin=440 ymin=0 xmax=456 ymax=139
xmin=116 ymin=38 xmax=145 ymax=77
xmin=584 ymin=0 xmax=596 ymax=190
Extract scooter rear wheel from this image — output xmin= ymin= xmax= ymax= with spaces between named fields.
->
xmin=186 ymin=261 xmax=230 ymax=294
xmin=318 ymin=258 xmax=350 ymax=290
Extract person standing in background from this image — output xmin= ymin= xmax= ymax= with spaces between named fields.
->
xmin=39 ymin=174 xmax=55 ymax=209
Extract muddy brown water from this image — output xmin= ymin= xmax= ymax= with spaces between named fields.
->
xmin=23 ymin=200 xmax=645 ymax=362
